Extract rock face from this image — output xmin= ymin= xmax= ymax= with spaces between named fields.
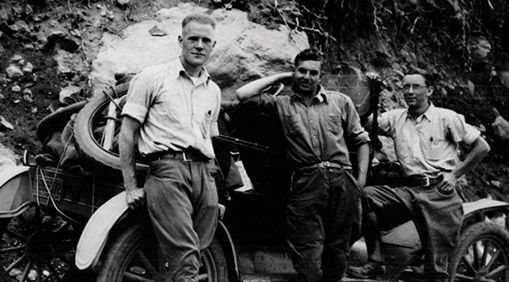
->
xmin=59 ymin=85 xmax=81 ymax=104
xmin=0 ymin=143 xmax=17 ymax=170
xmin=90 ymin=3 xmax=309 ymax=99
xmin=6 ymin=64 xmax=23 ymax=78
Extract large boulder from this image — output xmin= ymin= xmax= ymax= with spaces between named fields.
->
xmin=0 ymin=143 xmax=17 ymax=171
xmin=90 ymin=3 xmax=309 ymax=99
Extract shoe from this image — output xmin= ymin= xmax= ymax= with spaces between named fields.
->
xmin=347 ymin=260 xmax=386 ymax=279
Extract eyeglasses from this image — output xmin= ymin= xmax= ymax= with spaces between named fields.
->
xmin=402 ymin=84 xmax=427 ymax=91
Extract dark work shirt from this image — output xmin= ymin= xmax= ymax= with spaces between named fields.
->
xmin=244 ymin=86 xmax=370 ymax=168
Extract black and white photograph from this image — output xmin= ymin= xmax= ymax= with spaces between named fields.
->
xmin=1 ymin=0 xmax=509 ymax=281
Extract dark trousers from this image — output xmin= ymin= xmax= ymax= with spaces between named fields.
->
xmin=286 ymin=167 xmax=362 ymax=282
xmin=363 ymin=185 xmax=463 ymax=281
xmin=145 ymin=158 xmax=218 ymax=282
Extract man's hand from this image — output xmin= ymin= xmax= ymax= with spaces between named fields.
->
xmin=126 ymin=187 xmax=145 ymax=209
xmin=365 ymin=72 xmax=380 ymax=80
xmin=436 ymin=173 xmax=457 ymax=194
xmin=279 ymin=72 xmax=294 ymax=85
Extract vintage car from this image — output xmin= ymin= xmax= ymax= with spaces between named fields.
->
xmin=0 ymin=72 xmax=508 ymax=282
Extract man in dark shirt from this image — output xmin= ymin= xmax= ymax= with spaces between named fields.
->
xmin=236 ymin=48 xmax=370 ymax=282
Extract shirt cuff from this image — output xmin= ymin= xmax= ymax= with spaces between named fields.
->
xmin=463 ymin=124 xmax=481 ymax=145
xmin=121 ymin=103 xmax=147 ymax=124
xmin=350 ymin=131 xmax=371 ymax=147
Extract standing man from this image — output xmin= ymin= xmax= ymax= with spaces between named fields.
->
xmin=119 ymin=13 xmax=221 ymax=281
xmin=236 ymin=48 xmax=371 ymax=282
xmin=347 ymin=73 xmax=490 ymax=282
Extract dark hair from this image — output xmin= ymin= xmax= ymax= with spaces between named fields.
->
xmin=182 ymin=13 xmax=216 ymax=29
xmin=294 ymin=48 xmax=322 ymax=67
xmin=405 ymin=71 xmax=434 ymax=87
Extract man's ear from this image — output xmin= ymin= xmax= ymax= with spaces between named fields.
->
xmin=178 ymin=35 xmax=183 ymax=48
xmin=426 ymin=86 xmax=434 ymax=97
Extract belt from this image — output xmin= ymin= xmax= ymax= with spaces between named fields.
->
xmin=406 ymin=175 xmax=443 ymax=188
xmin=296 ymin=161 xmax=343 ymax=171
xmin=145 ymin=149 xmax=210 ymax=162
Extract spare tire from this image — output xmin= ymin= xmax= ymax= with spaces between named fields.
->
xmin=73 ymin=83 xmax=148 ymax=171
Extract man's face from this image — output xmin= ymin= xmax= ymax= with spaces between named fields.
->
xmin=293 ymin=60 xmax=321 ymax=95
xmin=179 ymin=21 xmax=215 ymax=69
xmin=402 ymin=74 xmax=432 ymax=109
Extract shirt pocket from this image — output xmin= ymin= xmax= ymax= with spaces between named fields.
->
xmin=327 ymin=114 xmax=342 ymax=134
xmin=284 ymin=114 xmax=302 ymax=136
xmin=425 ymin=138 xmax=447 ymax=161
xmin=200 ymin=110 xmax=213 ymax=139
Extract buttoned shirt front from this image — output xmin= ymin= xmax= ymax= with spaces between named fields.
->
xmin=379 ymin=103 xmax=480 ymax=177
xmin=121 ymin=58 xmax=221 ymax=158
xmin=245 ymin=86 xmax=370 ymax=168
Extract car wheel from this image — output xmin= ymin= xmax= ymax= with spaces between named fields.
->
xmin=449 ymin=221 xmax=509 ymax=282
xmin=73 ymin=83 xmax=148 ymax=171
xmin=0 ymin=206 xmax=93 ymax=282
xmin=96 ymin=220 xmax=228 ymax=282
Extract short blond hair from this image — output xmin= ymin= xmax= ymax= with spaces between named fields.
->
xmin=182 ymin=13 xmax=216 ymax=29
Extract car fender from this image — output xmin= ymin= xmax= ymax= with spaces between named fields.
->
xmin=463 ymin=198 xmax=509 ymax=215
xmin=462 ymin=198 xmax=509 ymax=228
xmin=75 ymin=191 xmax=129 ymax=270
xmin=75 ymin=191 xmax=239 ymax=276
xmin=0 ymin=166 xmax=31 ymax=218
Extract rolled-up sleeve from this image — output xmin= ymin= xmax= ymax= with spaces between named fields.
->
xmin=344 ymin=97 xmax=370 ymax=147
xmin=448 ymin=113 xmax=481 ymax=145
xmin=121 ymin=73 xmax=154 ymax=124
xmin=240 ymin=92 xmax=277 ymax=115
xmin=377 ymin=112 xmax=392 ymax=136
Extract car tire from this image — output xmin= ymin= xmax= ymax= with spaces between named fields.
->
xmin=73 ymin=83 xmax=147 ymax=171
xmin=449 ymin=221 xmax=509 ymax=281
xmin=96 ymin=220 xmax=228 ymax=282
xmin=0 ymin=208 xmax=92 ymax=282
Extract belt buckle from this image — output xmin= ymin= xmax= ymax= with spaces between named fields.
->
xmin=182 ymin=151 xmax=190 ymax=161
xmin=420 ymin=177 xmax=430 ymax=187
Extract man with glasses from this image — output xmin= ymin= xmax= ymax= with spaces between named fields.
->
xmin=236 ymin=48 xmax=371 ymax=282
xmin=119 ymin=13 xmax=221 ymax=281
xmin=347 ymin=73 xmax=490 ymax=282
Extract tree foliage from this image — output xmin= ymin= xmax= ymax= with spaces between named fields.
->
xmin=291 ymin=0 xmax=509 ymax=63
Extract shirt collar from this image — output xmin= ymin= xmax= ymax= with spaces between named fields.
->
xmin=405 ymin=102 xmax=435 ymax=122
xmin=175 ymin=58 xmax=211 ymax=85
xmin=291 ymin=85 xmax=328 ymax=104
